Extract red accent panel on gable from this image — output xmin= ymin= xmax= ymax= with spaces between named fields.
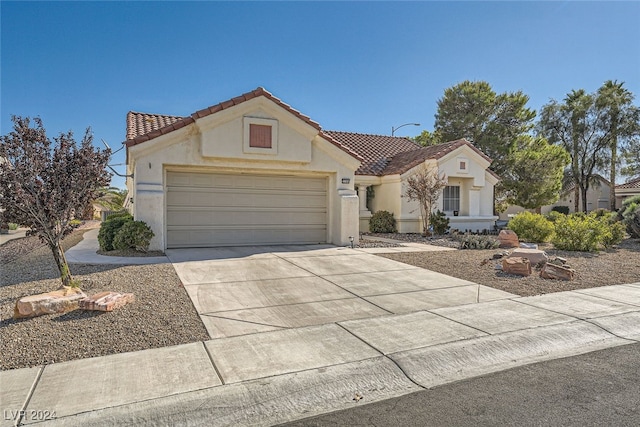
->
xmin=250 ymin=124 xmax=272 ymax=148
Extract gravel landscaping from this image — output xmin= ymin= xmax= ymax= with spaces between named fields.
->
xmin=2 ymin=228 xmax=638 ymax=371
xmin=0 ymin=230 xmax=209 ymax=371
xmin=377 ymin=236 xmax=640 ymax=297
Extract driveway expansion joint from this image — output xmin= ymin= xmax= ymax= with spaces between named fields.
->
xmin=202 ymin=342 xmax=225 ymax=385
xmin=201 ymin=313 xmax=286 ymax=330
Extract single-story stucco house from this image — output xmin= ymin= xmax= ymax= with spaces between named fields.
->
xmin=615 ymin=176 xmax=640 ymax=207
xmin=500 ymin=174 xmax=613 ymax=219
xmin=124 ymin=87 xmax=498 ymax=250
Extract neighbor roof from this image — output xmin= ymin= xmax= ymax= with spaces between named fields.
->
xmin=616 ymin=176 xmax=640 ymax=190
xmin=124 ymin=87 xmax=363 ymax=161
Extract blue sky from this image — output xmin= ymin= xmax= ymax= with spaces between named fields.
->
xmin=2 ymin=1 xmax=639 ymax=189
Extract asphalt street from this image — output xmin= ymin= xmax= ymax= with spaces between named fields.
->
xmin=281 ymin=342 xmax=640 ymax=427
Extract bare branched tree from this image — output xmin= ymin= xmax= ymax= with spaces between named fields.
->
xmin=404 ymin=165 xmax=447 ymax=235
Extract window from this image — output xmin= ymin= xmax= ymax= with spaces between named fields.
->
xmin=459 ymin=161 xmax=466 ymax=170
xmin=249 ymin=124 xmax=272 ymax=148
xmin=443 ymin=185 xmax=460 ymax=212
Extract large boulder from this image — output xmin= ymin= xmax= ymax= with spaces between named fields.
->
xmin=498 ymin=230 xmax=519 ymax=248
xmin=509 ymin=248 xmax=548 ymax=266
xmin=502 ymin=257 xmax=531 ymax=276
xmin=540 ymin=263 xmax=576 ymax=281
xmin=79 ymin=292 xmax=135 ymax=312
xmin=14 ymin=287 xmax=86 ymax=319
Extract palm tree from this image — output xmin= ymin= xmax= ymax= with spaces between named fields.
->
xmin=93 ymin=186 xmax=127 ymax=211
xmin=596 ymin=80 xmax=635 ymax=210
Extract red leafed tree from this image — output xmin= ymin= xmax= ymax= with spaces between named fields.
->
xmin=0 ymin=116 xmax=111 ymax=287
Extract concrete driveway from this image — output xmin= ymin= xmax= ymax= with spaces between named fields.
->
xmin=166 ymin=245 xmax=514 ymax=339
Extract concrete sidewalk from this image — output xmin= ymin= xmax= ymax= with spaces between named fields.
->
xmin=0 ymin=229 xmax=28 ymax=246
xmin=64 ymin=229 xmax=170 ymax=264
xmin=2 ymin=284 xmax=638 ymax=426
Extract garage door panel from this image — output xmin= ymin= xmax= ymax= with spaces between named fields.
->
xmin=166 ymin=172 xmax=328 ymax=247
xmin=167 ymin=189 xmax=326 ymax=208
xmin=167 ymin=226 xmax=326 ymax=248
xmin=167 ymin=210 xmax=327 ymax=227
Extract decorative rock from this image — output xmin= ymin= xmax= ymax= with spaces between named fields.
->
xmin=498 ymin=230 xmax=519 ymax=248
xmin=79 ymin=292 xmax=135 ymax=312
xmin=14 ymin=286 xmax=87 ymax=319
xmin=492 ymin=251 xmax=510 ymax=260
xmin=519 ymin=242 xmax=538 ymax=249
xmin=502 ymin=257 xmax=531 ymax=276
xmin=508 ymin=248 xmax=549 ymax=266
xmin=540 ymin=263 xmax=576 ymax=281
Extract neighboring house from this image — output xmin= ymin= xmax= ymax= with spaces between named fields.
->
xmin=615 ymin=176 xmax=640 ymax=207
xmin=500 ymin=175 xmax=613 ymax=219
xmin=324 ymin=132 xmax=499 ymax=233
xmin=124 ymin=87 xmax=498 ymax=250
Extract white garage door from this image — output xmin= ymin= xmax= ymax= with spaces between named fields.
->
xmin=166 ymin=171 xmax=328 ymax=248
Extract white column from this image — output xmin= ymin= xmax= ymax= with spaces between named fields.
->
xmin=469 ymin=188 xmax=481 ymax=217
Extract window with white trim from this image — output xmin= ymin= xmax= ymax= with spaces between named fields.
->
xmin=443 ymin=185 xmax=460 ymax=212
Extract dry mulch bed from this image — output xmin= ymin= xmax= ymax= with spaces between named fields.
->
xmin=378 ymin=238 xmax=640 ymax=297
xmin=0 ymin=230 xmax=209 ymax=371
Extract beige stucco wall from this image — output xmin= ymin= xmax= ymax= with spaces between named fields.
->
xmin=358 ymin=147 xmax=498 ymax=234
xmin=126 ymin=98 xmax=360 ymax=250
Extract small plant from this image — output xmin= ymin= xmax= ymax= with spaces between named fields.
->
xmin=369 ymin=210 xmax=397 ymax=233
xmin=508 ymin=211 xmax=554 ymax=243
xmin=8 ymin=223 xmax=19 ymax=230
xmin=98 ymin=213 xmax=133 ymax=251
xmin=457 ymin=234 xmax=500 ymax=250
xmin=429 ymin=210 xmax=450 ymax=235
xmin=112 ymin=220 xmax=154 ymax=252
xmin=552 ymin=212 xmax=623 ymax=251
xmin=551 ymin=205 xmax=570 ymax=215
xmin=69 ymin=219 xmax=83 ymax=228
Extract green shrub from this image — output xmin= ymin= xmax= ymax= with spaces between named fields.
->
xmin=552 ymin=212 xmax=623 ymax=251
xmin=602 ymin=220 xmax=626 ymax=249
xmin=457 ymin=234 xmax=500 ymax=250
xmin=551 ymin=206 xmax=570 ymax=215
xmin=369 ymin=210 xmax=397 ymax=233
xmin=429 ymin=210 xmax=450 ymax=235
xmin=69 ymin=219 xmax=83 ymax=228
xmin=508 ymin=211 xmax=554 ymax=243
xmin=623 ymin=206 xmax=640 ymax=239
xmin=545 ymin=211 xmax=565 ymax=223
xmin=620 ymin=195 xmax=640 ymax=238
xmin=98 ymin=214 xmax=133 ymax=251
xmin=8 ymin=223 xmax=19 ymax=230
xmin=112 ymin=221 xmax=154 ymax=252
xmin=105 ymin=211 xmax=132 ymax=221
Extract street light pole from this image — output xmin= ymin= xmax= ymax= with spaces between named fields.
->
xmin=391 ymin=122 xmax=420 ymax=136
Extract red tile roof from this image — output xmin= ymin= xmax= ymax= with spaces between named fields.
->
xmin=616 ymin=176 xmax=640 ymax=189
xmin=123 ymin=88 xmax=496 ymax=178
xmin=323 ymin=131 xmax=420 ymax=175
xmin=126 ymin=111 xmax=187 ymax=141
xmin=325 ymin=133 xmax=494 ymax=176
xmin=124 ymin=87 xmax=363 ymax=161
